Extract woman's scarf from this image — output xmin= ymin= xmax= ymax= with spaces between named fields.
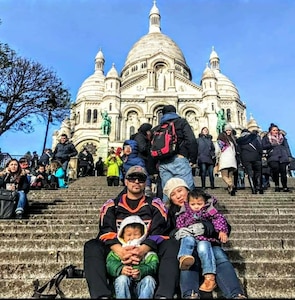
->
xmin=268 ymin=133 xmax=284 ymax=146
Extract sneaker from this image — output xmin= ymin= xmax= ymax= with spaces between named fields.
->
xmin=283 ymin=188 xmax=290 ymax=192
xmin=183 ymin=290 xmax=200 ymax=299
xmin=233 ymin=294 xmax=247 ymax=299
xmin=179 ymin=255 xmax=195 ymax=270
xmin=15 ymin=212 xmax=23 ymax=219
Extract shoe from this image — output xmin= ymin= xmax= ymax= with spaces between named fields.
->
xmin=275 ymin=186 xmax=280 ymax=192
xmin=15 ymin=212 xmax=23 ymax=219
xmin=283 ymin=188 xmax=290 ymax=192
xmin=230 ymin=189 xmax=236 ymax=196
xmin=183 ymin=290 xmax=200 ymax=299
xmin=179 ymin=255 xmax=195 ymax=270
xmin=199 ymin=274 xmax=217 ymax=292
xmin=233 ymin=294 xmax=247 ymax=299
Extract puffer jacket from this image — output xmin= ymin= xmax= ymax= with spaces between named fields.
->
xmin=261 ymin=134 xmax=291 ymax=164
xmin=122 ymin=139 xmax=146 ymax=175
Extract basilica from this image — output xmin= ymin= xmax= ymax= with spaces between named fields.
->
xmin=52 ymin=1 xmax=259 ymax=162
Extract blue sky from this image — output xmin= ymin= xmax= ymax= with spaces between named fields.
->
xmin=1 ymin=0 xmax=295 ymax=157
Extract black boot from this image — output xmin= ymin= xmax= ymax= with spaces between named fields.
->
xmin=248 ymin=177 xmax=256 ymax=194
xmin=256 ymin=176 xmax=264 ymax=194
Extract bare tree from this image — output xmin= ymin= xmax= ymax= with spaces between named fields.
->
xmin=0 ymin=42 xmax=71 ymax=136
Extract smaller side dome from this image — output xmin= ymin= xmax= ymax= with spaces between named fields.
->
xmin=210 ymin=46 xmax=219 ymax=60
xmin=95 ymin=49 xmax=104 ymax=60
xmin=202 ymin=63 xmax=216 ymax=80
xmin=106 ymin=63 xmax=119 ymax=78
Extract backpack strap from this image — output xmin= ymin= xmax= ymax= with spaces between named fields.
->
xmin=32 ymin=265 xmax=84 ymax=299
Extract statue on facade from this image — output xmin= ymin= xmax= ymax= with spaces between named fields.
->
xmin=157 ymin=68 xmax=166 ymax=91
xmin=216 ymin=108 xmax=226 ymax=134
xmin=101 ymin=110 xmax=111 ymax=135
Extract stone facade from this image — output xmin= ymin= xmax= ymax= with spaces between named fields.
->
xmin=52 ymin=2 xmax=257 ymax=162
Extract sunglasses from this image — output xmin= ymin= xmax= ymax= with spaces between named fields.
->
xmin=126 ymin=176 xmax=147 ymax=183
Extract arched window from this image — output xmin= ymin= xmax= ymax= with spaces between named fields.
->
xmin=109 ymin=103 xmax=112 ymax=111
xmin=93 ymin=109 xmax=98 ymax=123
xmin=86 ymin=109 xmax=91 ymax=123
xmin=226 ymin=109 xmax=231 ymax=122
xmin=211 ymin=103 xmax=215 ymax=111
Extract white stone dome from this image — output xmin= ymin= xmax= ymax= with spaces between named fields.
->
xmin=106 ymin=63 xmax=119 ymax=78
xmin=214 ymin=71 xmax=239 ymax=99
xmin=124 ymin=32 xmax=187 ymax=67
xmin=76 ymin=71 xmax=105 ymax=102
xmin=202 ymin=64 xmax=216 ymax=80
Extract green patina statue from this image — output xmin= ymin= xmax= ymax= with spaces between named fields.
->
xmin=216 ymin=109 xmax=226 ymax=134
xmin=101 ymin=110 xmax=111 ymax=136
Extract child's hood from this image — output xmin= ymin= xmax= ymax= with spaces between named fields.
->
xmin=123 ymin=139 xmax=138 ymax=155
xmin=117 ymin=215 xmax=147 ymax=246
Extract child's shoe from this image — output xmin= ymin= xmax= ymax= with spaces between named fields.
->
xmin=199 ymin=274 xmax=217 ymax=292
xmin=179 ymin=255 xmax=195 ymax=270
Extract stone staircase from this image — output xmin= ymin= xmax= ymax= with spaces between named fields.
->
xmin=1 ymin=176 xmax=295 ymax=299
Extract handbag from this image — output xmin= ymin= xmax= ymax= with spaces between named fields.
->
xmin=0 ymin=189 xmax=18 ymax=219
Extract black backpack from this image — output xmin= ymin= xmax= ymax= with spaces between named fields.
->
xmin=150 ymin=121 xmax=177 ymax=160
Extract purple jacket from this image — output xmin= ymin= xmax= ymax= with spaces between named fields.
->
xmin=176 ymin=198 xmax=229 ymax=244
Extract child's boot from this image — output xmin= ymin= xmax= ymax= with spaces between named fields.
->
xmin=199 ymin=274 xmax=217 ymax=292
xmin=179 ymin=255 xmax=195 ymax=270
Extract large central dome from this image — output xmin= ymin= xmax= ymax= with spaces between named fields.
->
xmin=124 ymin=32 xmax=187 ymax=67
xmin=122 ymin=1 xmax=189 ymax=72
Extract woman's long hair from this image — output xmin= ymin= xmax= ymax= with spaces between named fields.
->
xmin=1 ymin=159 xmax=23 ymax=183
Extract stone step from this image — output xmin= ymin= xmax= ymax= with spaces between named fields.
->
xmin=1 ymin=231 xmax=294 ymax=240
xmin=1 ymin=223 xmax=295 ymax=234
xmin=0 ymin=249 xmax=293 ymax=264
xmin=1 ymin=261 xmax=294 ymax=280
xmin=3 ymin=214 xmax=295 ymax=225
xmin=1 ymin=238 xmax=295 ymax=251
xmin=1 ymin=277 xmax=294 ymax=299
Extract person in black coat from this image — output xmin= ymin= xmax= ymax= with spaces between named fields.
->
xmin=261 ymin=123 xmax=293 ymax=192
xmin=52 ymin=134 xmax=78 ymax=172
xmin=196 ymin=127 xmax=216 ymax=189
xmin=236 ymin=129 xmax=263 ymax=194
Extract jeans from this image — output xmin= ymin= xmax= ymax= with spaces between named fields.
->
xmin=178 ymin=236 xmax=216 ymax=275
xmin=159 ymin=156 xmax=195 ymax=203
xmin=114 ymin=274 xmax=156 ymax=298
xmin=15 ymin=190 xmax=27 ymax=213
xmin=199 ymin=163 xmax=214 ymax=188
xmin=84 ymin=238 xmax=179 ymax=299
xmin=180 ymin=246 xmax=244 ymax=299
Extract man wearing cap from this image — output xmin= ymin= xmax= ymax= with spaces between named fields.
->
xmin=83 ymin=165 xmax=180 ymax=299
xmin=151 ymin=104 xmax=198 ymax=202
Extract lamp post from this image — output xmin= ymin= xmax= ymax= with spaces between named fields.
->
xmin=42 ymin=93 xmax=57 ymax=154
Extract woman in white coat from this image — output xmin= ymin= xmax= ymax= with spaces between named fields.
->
xmin=215 ymin=124 xmax=238 ymax=196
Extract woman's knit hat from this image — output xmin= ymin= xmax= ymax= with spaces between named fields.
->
xmin=224 ymin=123 xmax=233 ymax=131
xmin=163 ymin=177 xmax=189 ymax=199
